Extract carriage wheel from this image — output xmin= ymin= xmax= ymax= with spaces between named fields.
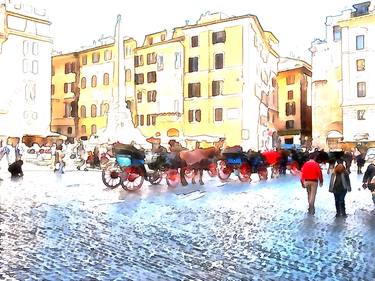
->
xmin=217 ymin=160 xmax=232 ymax=181
xmin=207 ymin=162 xmax=217 ymax=177
xmin=238 ymin=163 xmax=252 ymax=182
xmin=102 ymin=164 xmax=122 ymax=189
xmin=166 ymin=169 xmax=180 ymax=188
xmin=148 ymin=171 xmax=163 ymax=185
xmin=258 ymin=166 xmax=268 ymax=180
xmin=121 ymin=167 xmax=144 ymax=191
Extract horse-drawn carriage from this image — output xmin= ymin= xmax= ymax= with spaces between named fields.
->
xmin=216 ymin=146 xmax=269 ymax=182
xmin=101 ymin=143 xmax=181 ymax=190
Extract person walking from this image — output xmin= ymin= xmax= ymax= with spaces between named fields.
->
xmin=343 ymin=150 xmax=353 ymax=174
xmin=329 ymin=163 xmax=351 ymax=217
xmin=300 ymin=154 xmax=324 ymax=215
xmin=362 ymin=160 xmax=375 ymax=206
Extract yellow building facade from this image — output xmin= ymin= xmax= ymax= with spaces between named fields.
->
xmin=133 ymin=31 xmax=184 ymax=140
xmin=173 ymin=13 xmax=279 ymax=149
xmin=51 ymin=53 xmax=79 ymax=139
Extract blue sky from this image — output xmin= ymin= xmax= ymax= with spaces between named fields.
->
xmin=33 ymin=0 xmax=359 ymax=61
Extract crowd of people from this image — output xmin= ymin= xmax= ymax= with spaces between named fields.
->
xmin=299 ymin=149 xmax=375 ymax=217
xmin=1 ymin=137 xmax=375 ymax=216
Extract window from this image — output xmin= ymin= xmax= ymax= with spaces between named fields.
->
xmin=288 ymin=90 xmax=293 ymax=100
xmin=356 ymin=59 xmax=365 ymax=71
xmin=147 ymin=71 xmax=157 ymax=83
xmin=65 ymin=103 xmax=71 ymax=117
xmin=357 ymin=82 xmax=366 ymax=97
xmin=175 ymin=52 xmax=181 ymax=69
xmin=134 ymin=55 xmax=144 ymax=67
xmin=82 ymin=55 xmax=87 ymax=65
xmin=356 ymin=35 xmax=364 ymax=50
xmin=91 ymin=104 xmax=97 ymax=117
xmin=91 ymin=75 xmax=97 ymax=87
xmin=147 ymin=114 xmax=151 ymax=126
xmin=32 ymin=60 xmax=38 ymax=74
xmin=81 ymin=77 xmax=86 ymax=89
xmin=188 ymin=110 xmax=194 ymax=122
xmin=147 ymin=52 xmax=157 ymax=64
xmin=80 ymin=106 xmax=86 ymax=118
xmin=23 ymin=41 xmax=29 ymax=56
xmin=188 ymin=82 xmax=201 ymax=98
xmin=23 ymin=59 xmax=30 ymax=73
xmin=25 ymin=82 xmax=36 ymax=104
xmin=64 ymin=83 xmax=68 ymax=93
xmin=333 ymin=25 xmax=341 ymax=41
xmin=215 ymin=53 xmax=224 ymax=69
xmin=286 ymin=75 xmax=295 ymax=85
xmin=135 ymin=73 xmax=144 ymax=85
xmin=212 ymin=31 xmax=226 ymax=44
xmin=147 ymin=90 xmax=157 ymax=102
xmin=188 ymin=57 xmax=198 ymax=72
xmin=161 ymin=34 xmax=166 ymax=41
xmin=92 ymin=52 xmax=100 ymax=63
xmin=81 ymin=125 xmax=86 ymax=134
xmin=188 ymin=109 xmax=201 ymax=122
xmin=215 ymin=108 xmax=223 ymax=122
xmin=125 ymin=69 xmax=132 ymax=82
xmin=52 ymin=65 xmax=55 ymax=76
xmin=51 ymin=84 xmax=55 ymax=95
xmin=137 ymin=92 xmax=142 ymax=103
xmin=191 ymin=36 xmax=199 ymax=47
xmin=104 ymin=50 xmax=112 ymax=61
xmin=103 ymin=73 xmax=110 ymax=85
xmin=212 ymin=80 xmax=223 ymax=96
xmin=357 ymin=110 xmax=366 ymax=120
xmin=67 ymin=127 xmax=72 ymax=135
xmin=157 ymin=55 xmax=164 ymax=71
xmin=286 ymin=120 xmax=294 ymax=129
xmin=91 ymin=124 xmax=97 ymax=135
xmin=139 ymin=115 xmax=144 ymax=126
xmin=195 ymin=110 xmax=201 ymax=122
xmin=286 ymin=102 xmax=296 ymax=116
xmin=32 ymin=42 xmax=39 ymax=55
xmin=151 ymin=115 xmax=156 ymax=126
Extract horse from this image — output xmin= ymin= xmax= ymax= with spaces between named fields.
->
xmin=178 ymin=139 xmax=225 ymax=186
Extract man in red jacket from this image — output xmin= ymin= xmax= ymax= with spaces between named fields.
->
xmin=300 ymin=154 xmax=323 ymax=215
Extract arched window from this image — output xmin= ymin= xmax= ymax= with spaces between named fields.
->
xmin=67 ymin=127 xmax=73 ymax=134
xmin=80 ymin=106 xmax=86 ymax=118
xmin=91 ymin=124 xmax=97 ymax=135
xmin=103 ymin=73 xmax=109 ymax=85
xmin=91 ymin=104 xmax=97 ymax=117
xmin=91 ymin=75 xmax=97 ymax=87
xmin=81 ymin=125 xmax=86 ymax=134
xmin=81 ymin=77 xmax=86 ymax=89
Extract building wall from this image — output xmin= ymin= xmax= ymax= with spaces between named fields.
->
xmin=134 ymin=33 xmax=184 ymax=138
xmin=178 ymin=15 xmax=279 ymax=150
xmin=0 ymin=1 xmax=52 ymax=137
xmin=124 ymin=38 xmax=137 ymax=126
xmin=77 ymin=44 xmax=115 ymax=139
xmin=340 ymin=13 xmax=375 ymax=142
xmin=276 ymin=63 xmax=312 ymax=145
xmin=51 ymin=54 xmax=78 ymax=138
xmin=311 ymin=3 xmax=375 ymax=149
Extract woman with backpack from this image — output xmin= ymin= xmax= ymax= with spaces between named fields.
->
xmin=329 ymin=163 xmax=351 ymax=217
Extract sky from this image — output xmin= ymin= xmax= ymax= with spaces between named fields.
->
xmin=31 ymin=0 xmax=359 ymax=62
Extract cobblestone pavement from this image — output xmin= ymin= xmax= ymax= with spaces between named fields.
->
xmin=1 ymin=165 xmax=375 ymax=281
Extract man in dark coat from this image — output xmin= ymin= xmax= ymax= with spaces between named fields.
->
xmin=362 ymin=160 xmax=375 ymax=206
